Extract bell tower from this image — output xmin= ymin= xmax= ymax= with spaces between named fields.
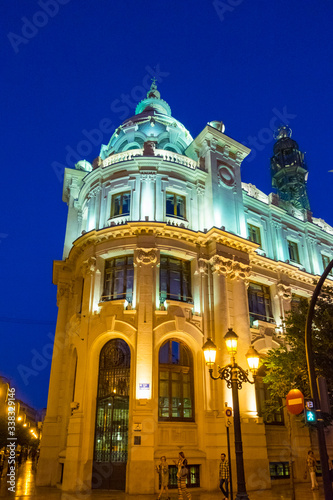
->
xmin=270 ymin=126 xmax=310 ymax=211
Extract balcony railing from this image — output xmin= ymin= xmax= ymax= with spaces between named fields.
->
xmin=102 ymin=148 xmax=198 ymax=170
xmin=249 ymin=313 xmax=276 ymax=328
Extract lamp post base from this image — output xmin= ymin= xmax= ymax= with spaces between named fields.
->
xmin=235 ymin=493 xmax=250 ymax=500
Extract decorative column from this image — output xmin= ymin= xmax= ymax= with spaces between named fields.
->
xmin=140 ymin=172 xmax=156 ymax=221
xmin=94 ymin=185 xmax=102 ymax=230
xmin=128 ymin=248 xmax=158 ymax=495
xmin=198 ymin=258 xmax=210 ymax=339
xmin=87 ymin=192 xmax=96 ymax=232
xmin=61 ymin=257 xmax=98 ymax=491
xmin=209 ymin=255 xmax=232 ymax=410
xmin=271 ymin=220 xmax=284 ymax=261
xmin=37 ymin=279 xmax=73 ymax=486
xmin=306 ymin=235 xmax=321 ymax=275
xmin=196 ymin=182 xmax=205 ymax=231
xmin=80 ymin=256 xmax=100 ymax=316
xmin=63 ymin=178 xmax=81 ymax=258
xmin=228 ymin=261 xmax=255 ymax=416
xmin=276 ymin=282 xmax=292 ymax=321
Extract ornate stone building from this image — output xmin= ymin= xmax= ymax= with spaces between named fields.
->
xmin=37 ymin=81 xmax=333 ymax=494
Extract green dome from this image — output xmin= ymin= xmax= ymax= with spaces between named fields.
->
xmin=100 ymin=81 xmax=193 ymax=158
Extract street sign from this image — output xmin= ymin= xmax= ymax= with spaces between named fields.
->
xmin=225 ymin=406 xmax=233 ymax=427
xmin=286 ymin=389 xmax=304 ymax=415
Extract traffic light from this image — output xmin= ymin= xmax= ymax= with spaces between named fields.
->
xmin=304 ymin=399 xmax=317 ymax=424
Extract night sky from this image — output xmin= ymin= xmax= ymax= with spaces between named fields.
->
xmin=1 ymin=1 xmax=333 ymax=410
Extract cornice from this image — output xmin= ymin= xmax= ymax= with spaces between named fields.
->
xmin=250 ymin=254 xmax=317 ymax=285
xmin=63 ymin=223 xmax=258 ymax=269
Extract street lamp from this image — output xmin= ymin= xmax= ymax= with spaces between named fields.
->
xmin=203 ymin=329 xmax=260 ymax=500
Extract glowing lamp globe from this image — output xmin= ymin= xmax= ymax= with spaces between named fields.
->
xmin=202 ymin=338 xmax=217 ymax=366
xmin=224 ymin=328 xmax=238 ymax=356
xmin=245 ymin=345 xmax=260 ymax=374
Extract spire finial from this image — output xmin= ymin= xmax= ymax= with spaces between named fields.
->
xmin=151 ymin=77 xmax=157 ymax=90
xmin=274 ymin=125 xmax=292 ymax=140
xmin=147 ymin=78 xmax=160 ymax=99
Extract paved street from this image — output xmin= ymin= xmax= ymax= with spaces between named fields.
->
xmin=0 ymin=459 xmax=327 ymax=499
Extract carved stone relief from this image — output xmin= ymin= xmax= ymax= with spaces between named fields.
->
xmin=135 ymin=248 xmax=158 ymax=265
xmin=210 ymin=255 xmax=251 ymax=280
xmin=276 ymin=282 xmax=292 ymax=302
xmin=80 ymin=257 xmax=97 ymax=277
xmin=57 ymin=281 xmax=73 ymax=306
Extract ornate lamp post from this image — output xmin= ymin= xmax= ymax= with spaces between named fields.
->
xmin=305 ymin=259 xmax=333 ymax=500
xmin=203 ymin=329 xmax=260 ymax=500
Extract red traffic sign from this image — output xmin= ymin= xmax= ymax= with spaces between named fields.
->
xmin=286 ymin=389 xmax=304 ymax=415
xmin=225 ymin=407 xmax=233 ymax=427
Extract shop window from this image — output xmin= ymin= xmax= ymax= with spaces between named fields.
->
xmin=269 ymin=462 xmax=290 ymax=480
xmin=166 ymin=193 xmax=186 ymax=219
xmin=158 ymin=340 xmax=194 ymax=422
xmin=111 ymin=191 xmax=131 ymax=218
xmin=165 ymin=465 xmax=200 ymax=489
xmin=248 ymin=282 xmax=274 ymax=326
xmin=160 ymin=256 xmax=192 ymax=303
xmin=102 ymin=256 xmax=134 ymax=302
xmin=248 ymin=223 xmax=262 ymax=247
xmin=287 ymin=240 xmax=300 ymax=264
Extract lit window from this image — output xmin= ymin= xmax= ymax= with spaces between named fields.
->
xmin=102 ymin=256 xmax=134 ymax=302
xmin=248 ymin=282 xmax=274 ymax=326
xmin=111 ymin=191 xmax=131 ymax=218
xmin=160 ymin=256 xmax=192 ymax=303
xmin=166 ymin=465 xmax=200 ymax=488
xmin=269 ymin=462 xmax=290 ymax=480
xmin=248 ymin=223 xmax=261 ymax=246
xmin=158 ymin=340 xmax=194 ymax=421
xmin=287 ymin=240 xmax=300 ymax=263
xmin=166 ymin=193 xmax=186 ymax=219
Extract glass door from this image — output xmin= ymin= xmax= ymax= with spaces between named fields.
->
xmin=93 ymin=339 xmax=130 ymax=490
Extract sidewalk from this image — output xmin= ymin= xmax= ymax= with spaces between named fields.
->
xmin=0 ymin=459 xmax=327 ymax=499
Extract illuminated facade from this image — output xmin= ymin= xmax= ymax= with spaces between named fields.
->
xmin=37 ymin=82 xmax=333 ymax=494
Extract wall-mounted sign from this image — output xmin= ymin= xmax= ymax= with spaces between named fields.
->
xmin=134 ymin=436 xmax=141 ymax=445
xmin=139 ymin=383 xmax=150 ymax=390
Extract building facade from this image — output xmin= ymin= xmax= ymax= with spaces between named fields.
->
xmin=37 ymin=82 xmax=333 ymax=494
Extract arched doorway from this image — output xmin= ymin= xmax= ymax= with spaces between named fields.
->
xmin=93 ymin=339 xmax=130 ymax=490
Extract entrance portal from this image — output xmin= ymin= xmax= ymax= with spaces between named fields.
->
xmin=93 ymin=339 xmax=130 ymax=490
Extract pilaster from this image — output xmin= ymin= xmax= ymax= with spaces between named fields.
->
xmin=37 ymin=279 xmax=73 ymax=486
xmin=127 ymin=248 xmax=159 ymax=494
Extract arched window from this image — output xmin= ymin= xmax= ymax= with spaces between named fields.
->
xmin=158 ymin=339 xmax=194 ymax=421
xmin=93 ymin=339 xmax=130 ymax=490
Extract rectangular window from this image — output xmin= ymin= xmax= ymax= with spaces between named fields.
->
xmin=256 ymin=378 xmax=284 ymax=425
xmin=165 ymin=465 xmax=200 ymax=489
xmin=102 ymin=256 xmax=134 ymax=302
xmin=269 ymin=462 xmax=290 ymax=480
xmin=248 ymin=282 xmax=274 ymax=326
xmin=322 ymin=254 xmax=333 ymax=275
xmin=287 ymin=240 xmax=300 ymax=263
xmin=160 ymin=256 xmax=192 ymax=303
xmin=248 ymin=223 xmax=262 ymax=246
xmin=111 ymin=191 xmax=131 ymax=218
xmin=166 ymin=193 xmax=186 ymax=219
xmin=290 ymin=293 xmax=303 ymax=312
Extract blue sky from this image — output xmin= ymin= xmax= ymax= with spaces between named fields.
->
xmin=1 ymin=0 xmax=333 ymax=409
